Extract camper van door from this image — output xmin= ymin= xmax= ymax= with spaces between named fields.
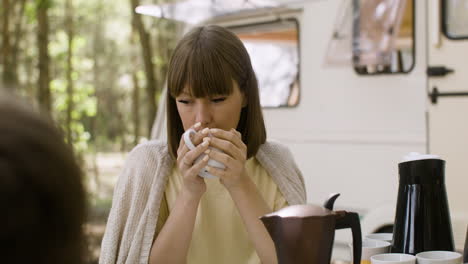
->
xmin=427 ymin=0 xmax=468 ymax=251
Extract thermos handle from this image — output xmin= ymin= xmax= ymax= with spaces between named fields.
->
xmin=336 ymin=212 xmax=362 ymax=264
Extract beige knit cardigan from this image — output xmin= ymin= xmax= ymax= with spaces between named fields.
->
xmin=99 ymin=140 xmax=306 ymax=264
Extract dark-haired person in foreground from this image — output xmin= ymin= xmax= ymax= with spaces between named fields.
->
xmin=0 ymin=91 xmax=87 ymax=264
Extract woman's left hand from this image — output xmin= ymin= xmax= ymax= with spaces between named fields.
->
xmin=205 ymin=128 xmax=248 ymax=190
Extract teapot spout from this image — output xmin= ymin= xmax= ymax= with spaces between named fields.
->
xmin=323 ymin=193 xmax=340 ymax=210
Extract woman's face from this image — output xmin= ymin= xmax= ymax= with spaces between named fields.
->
xmin=175 ymin=82 xmax=246 ymax=131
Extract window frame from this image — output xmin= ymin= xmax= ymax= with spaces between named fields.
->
xmin=441 ymin=0 xmax=468 ymax=40
xmin=352 ymin=0 xmax=416 ymax=76
xmin=228 ymin=18 xmax=302 ymax=109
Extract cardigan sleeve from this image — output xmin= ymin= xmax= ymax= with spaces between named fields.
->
xmin=257 ymin=141 xmax=307 ymax=205
xmin=281 ymin=144 xmax=307 ymax=203
xmin=99 ymin=142 xmax=169 ymax=264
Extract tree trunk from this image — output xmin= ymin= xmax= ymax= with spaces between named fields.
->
xmin=65 ymin=0 xmax=74 ymax=145
xmin=10 ymin=0 xmax=27 ymax=89
xmin=130 ymin=21 xmax=141 ymax=145
xmin=1 ymin=0 xmax=15 ymax=90
xmin=132 ymin=72 xmax=141 ymax=145
xmin=92 ymin=1 xmax=103 ymax=148
xmin=89 ymin=0 xmax=104 ymax=195
xmin=37 ymin=0 xmax=51 ymax=113
xmin=130 ymin=0 xmax=157 ymax=138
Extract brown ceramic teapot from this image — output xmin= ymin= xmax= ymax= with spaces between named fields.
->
xmin=260 ymin=193 xmax=362 ymax=264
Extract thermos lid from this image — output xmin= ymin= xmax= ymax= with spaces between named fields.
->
xmin=398 ymin=152 xmax=445 ymax=184
xmin=400 ymin=152 xmax=441 ymax=163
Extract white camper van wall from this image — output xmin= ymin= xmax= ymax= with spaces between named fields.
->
xmin=352 ymin=0 xmax=415 ymax=74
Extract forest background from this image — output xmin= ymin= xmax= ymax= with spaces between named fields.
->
xmin=0 ymin=0 xmax=179 ymax=262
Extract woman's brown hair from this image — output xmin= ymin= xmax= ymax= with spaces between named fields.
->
xmin=166 ymin=25 xmax=266 ymax=159
xmin=0 ymin=91 xmax=86 ymax=264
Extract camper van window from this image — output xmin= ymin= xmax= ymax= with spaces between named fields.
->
xmin=352 ymin=0 xmax=415 ymax=75
xmin=442 ymin=0 xmax=468 ymax=40
xmin=229 ymin=19 xmax=300 ymax=108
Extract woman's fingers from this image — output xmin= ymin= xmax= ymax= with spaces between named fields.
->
xmin=205 ymin=165 xmax=226 ymax=179
xmin=181 ymin=138 xmax=211 ymax=169
xmin=196 ymin=128 xmax=248 ymax=190
xmin=175 ymin=124 xmax=210 ymax=196
xmin=208 ymin=136 xmax=245 ymax=161
xmin=177 ymin=123 xmax=207 ymax=159
xmin=177 ymin=134 xmax=189 ymax=158
xmin=209 ymin=128 xmax=245 ymax=150
xmin=206 ymin=148 xmax=236 ymax=169
xmin=191 ymin=127 xmax=210 ymax=146
xmin=188 ymin=153 xmax=210 ymax=176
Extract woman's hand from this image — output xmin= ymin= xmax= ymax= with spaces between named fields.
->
xmin=205 ymin=128 xmax=248 ymax=190
xmin=176 ymin=124 xmax=211 ymax=198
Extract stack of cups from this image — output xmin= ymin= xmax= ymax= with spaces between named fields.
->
xmin=415 ymin=251 xmax=462 ymax=264
xmin=354 ymin=233 xmax=416 ymax=264
xmin=372 ymin=251 xmax=463 ymax=264
xmin=350 ymin=234 xmax=392 ymax=264
xmin=371 ymin=254 xmax=416 ymax=264
xmin=361 ymin=233 xmax=464 ymax=264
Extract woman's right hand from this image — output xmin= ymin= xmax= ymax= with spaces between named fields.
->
xmin=176 ymin=124 xmax=211 ymax=198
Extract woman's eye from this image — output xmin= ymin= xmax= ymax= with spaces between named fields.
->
xmin=177 ymin=99 xmax=190 ymax=104
xmin=212 ymin=97 xmax=226 ymax=103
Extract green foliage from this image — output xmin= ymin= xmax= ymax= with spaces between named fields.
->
xmin=51 ymin=77 xmax=97 ymax=154
xmin=9 ymin=0 xmax=179 ymax=154
xmin=2 ymin=2 xmax=179 ymax=262
xmin=25 ymin=2 xmax=38 ymax=23
xmin=35 ymin=0 xmax=54 ymax=10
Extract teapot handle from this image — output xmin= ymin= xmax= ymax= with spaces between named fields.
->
xmin=336 ymin=212 xmax=362 ymax=264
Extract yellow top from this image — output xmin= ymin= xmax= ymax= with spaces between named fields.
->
xmin=161 ymin=157 xmax=288 ymax=264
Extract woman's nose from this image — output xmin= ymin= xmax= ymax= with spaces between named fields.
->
xmin=195 ymin=102 xmax=212 ymax=126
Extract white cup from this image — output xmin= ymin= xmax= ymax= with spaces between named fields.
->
xmin=416 ymin=251 xmax=462 ymax=264
xmin=366 ymin=233 xmax=393 ymax=243
xmin=183 ymin=128 xmax=225 ymax=178
xmin=350 ymin=238 xmax=391 ymax=264
xmin=371 ymin=253 xmax=416 ymax=264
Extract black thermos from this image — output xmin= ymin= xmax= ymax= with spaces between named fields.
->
xmin=392 ymin=155 xmax=454 ymax=255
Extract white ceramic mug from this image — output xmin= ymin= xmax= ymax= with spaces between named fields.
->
xmin=350 ymin=238 xmax=391 ymax=264
xmin=183 ymin=128 xmax=225 ymax=178
xmin=371 ymin=253 xmax=416 ymax=264
xmin=366 ymin=233 xmax=393 ymax=243
xmin=416 ymin=251 xmax=462 ymax=264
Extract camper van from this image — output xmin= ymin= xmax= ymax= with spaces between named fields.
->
xmin=138 ymin=0 xmax=468 ymax=259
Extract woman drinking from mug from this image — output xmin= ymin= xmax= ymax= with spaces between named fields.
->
xmin=99 ymin=25 xmax=306 ymax=264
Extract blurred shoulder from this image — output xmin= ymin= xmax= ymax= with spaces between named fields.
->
xmin=117 ymin=140 xmax=172 ymax=187
xmin=257 ymin=139 xmax=306 ymax=203
xmin=126 ymin=140 xmax=170 ymax=164
xmin=130 ymin=139 xmax=168 ymax=155
xmin=259 ymin=140 xmax=294 ymax=160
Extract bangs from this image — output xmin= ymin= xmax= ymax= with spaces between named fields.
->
xmin=169 ymin=45 xmax=235 ymax=98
